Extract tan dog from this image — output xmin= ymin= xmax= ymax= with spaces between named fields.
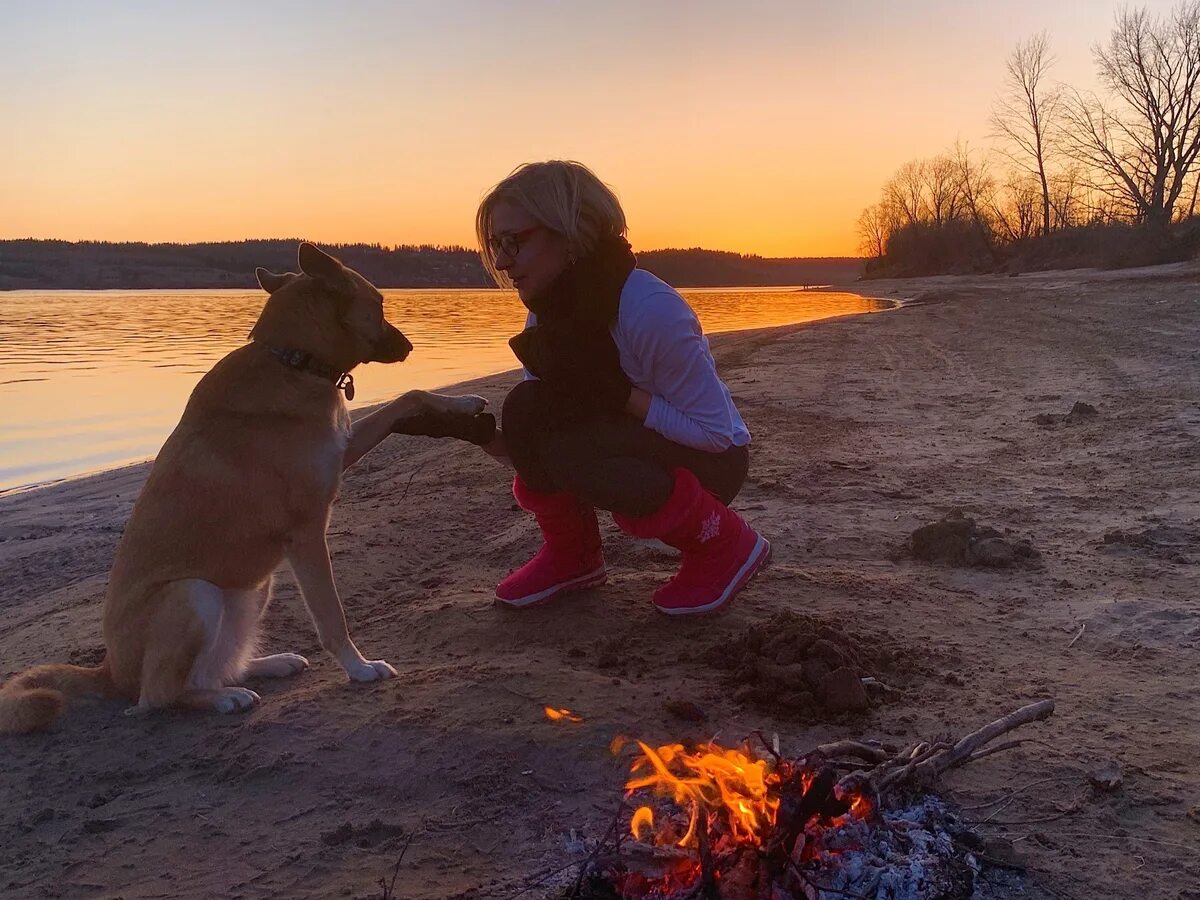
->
xmin=0 ymin=243 xmax=485 ymax=733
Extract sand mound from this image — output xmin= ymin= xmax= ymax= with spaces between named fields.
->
xmin=1101 ymin=523 xmax=1198 ymax=563
xmin=910 ymin=511 xmax=1040 ymax=568
xmin=704 ymin=612 xmax=920 ymax=718
xmin=1033 ymin=400 xmax=1099 ymax=427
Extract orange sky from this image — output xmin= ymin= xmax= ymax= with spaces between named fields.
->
xmin=0 ymin=1 xmax=1183 ymax=257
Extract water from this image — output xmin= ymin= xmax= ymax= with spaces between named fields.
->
xmin=0 ymin=287 xmax=888 ymax=492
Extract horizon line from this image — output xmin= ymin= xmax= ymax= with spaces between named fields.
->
xmin=0 ymin=235 xmax=865 ymax=262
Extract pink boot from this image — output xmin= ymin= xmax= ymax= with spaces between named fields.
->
xmin=495 ymin=476 xmax=607 ymax=609
xmin=614 ymin=468 xmax=770 ymax=615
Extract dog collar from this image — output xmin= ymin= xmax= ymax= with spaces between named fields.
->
xmin=257 ymin=342 xmax=355 ymax=401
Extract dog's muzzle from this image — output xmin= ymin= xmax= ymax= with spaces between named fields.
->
xmin=371 ymin=324 xmax=413 ymax=363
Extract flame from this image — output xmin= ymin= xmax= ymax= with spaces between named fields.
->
xmin=624 ymin=741 xmax=780 ymax=847
xmin=630 ymin=806 xmax=654 ymax=840
xmin=617 ymin=738 xmax=877 ymax=896
xmin=543 ymin=706 xmax=583 ymax=723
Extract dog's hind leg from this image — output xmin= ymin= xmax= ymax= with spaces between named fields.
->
xmin=126 ymin=579 xmax=261 ymax=716
xmin=235 ymin=578 xmax=310 ymax=680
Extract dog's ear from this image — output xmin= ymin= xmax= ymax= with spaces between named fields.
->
xmin=298 ymin=242 xmax=347 ymax=285
xmin=255 ymin=267 xmax=296 ymax=295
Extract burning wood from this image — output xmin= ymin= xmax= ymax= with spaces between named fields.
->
xmin=562 ymin=700 xmax=1054 ymax=900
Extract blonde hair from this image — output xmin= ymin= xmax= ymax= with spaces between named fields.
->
xmin=475 ymin=160 xmax=628 ymax=287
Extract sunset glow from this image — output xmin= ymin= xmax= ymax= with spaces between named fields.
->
xmin=0 ymin=0 xmax=1184 ymax=256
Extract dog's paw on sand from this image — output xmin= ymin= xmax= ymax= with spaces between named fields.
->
xmin=214 ymin=687 xmax=260 ymax=714
xmin=245 ymin=653 xmax=310 ymax=678
xmin=345 ymin=659 xmax=398 ymax=682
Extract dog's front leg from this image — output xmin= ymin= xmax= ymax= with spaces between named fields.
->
xmin=343 ymin=390 xmax=489 ymax=470
xmin=285 ymin=534 xmax=396 ymax=683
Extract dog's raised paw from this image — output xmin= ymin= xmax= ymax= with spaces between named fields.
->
xmin=448 ymin=394 xmax=488 ymax=416
xmin=346 ymin=659 xmax=398 ymax=683
xmin=214 ymin=687 xmax=261 ymax=714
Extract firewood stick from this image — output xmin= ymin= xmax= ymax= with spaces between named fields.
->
xmin=916 ymin=699 xmax=1055 ymax=781
xmin=966 ymin=736 xmax=1053 ymax=763
xmin=693 ymin=819 xmax=720 ymax=900
xmin=837 ymin=700 xmax=1056 ymax=795
xmin=878 ymin=742 xmax=952 ymax=791
xmin=813 ymin=740 xmax=891 ymax=764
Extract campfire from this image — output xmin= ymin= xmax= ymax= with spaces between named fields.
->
xmin=563 ymin=701 xmax=1054 ymax=900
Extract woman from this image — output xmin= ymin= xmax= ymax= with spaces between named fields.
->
xmin=477 ymin=161 xmax=768 ymax=616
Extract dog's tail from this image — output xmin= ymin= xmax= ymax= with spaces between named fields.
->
xmin=0 ymin=662 xmax=116 ymax=735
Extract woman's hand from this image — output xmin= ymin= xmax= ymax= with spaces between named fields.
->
xmin=624 ymin=386 xmax=652 ymax=423
xmin=480 ymin=428 xmax=511 ymax=463
xmin=509 ymin=321 xmax=631 ymax=414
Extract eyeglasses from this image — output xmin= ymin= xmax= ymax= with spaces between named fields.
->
xmin=488 ymin=226 xmax=543 ymax=259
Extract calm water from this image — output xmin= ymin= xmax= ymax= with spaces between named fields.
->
xmin=0 ymin=287 xmax=888 ymax=492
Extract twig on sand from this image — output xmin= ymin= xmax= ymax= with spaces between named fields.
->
xmin=960 ymin=776 xmax=1075 ymax=810
xmin=978 ymin=793 xmax=1086 ymax=827
xmin=398 ymin=463 xmax=427 ymax=503
xmin=567 ymin=800 xmax=626 ymax=899
xmin=378 ymin=830 xmax=416 ymax=900
xmin=1018 ymin=831 xmax=1200 ymax=855
xmin=504 ymin=859 xmax=589 ymax=900
xmin=1066 ymin=624 xmax=1086 ymax=649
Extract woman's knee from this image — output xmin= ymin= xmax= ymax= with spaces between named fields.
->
xmin=538 ymin=429 xmax=597 ymax=493
xmin=501 ymin=379 xmax=553 ymax=439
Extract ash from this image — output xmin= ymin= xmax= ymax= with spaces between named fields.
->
xmin=791 ymin=795 xmax=1013 ymax=900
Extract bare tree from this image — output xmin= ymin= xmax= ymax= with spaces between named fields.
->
xmin=856 ymin=204 xmax=890 ymax=258
xmin=1061 ymin=1 xmax=1200 ymax=228
xmin=992 ymin=32 xmax=1060 ymax=235
xmin=923 ymin=154 xmax=964 ymax=224
xmin=884 ymin=159 xmax=929 ymax=226
xmin=950 ymin=142 xmax=1000 ymax=259
xmin=991 ymin=174 xmax=1043 ymax=243
xmin=1048 ymin=166 xmax=1085 ymax=229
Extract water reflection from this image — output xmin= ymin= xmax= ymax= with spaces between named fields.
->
xmin=0 ymin=287 xmax=887 ymax=490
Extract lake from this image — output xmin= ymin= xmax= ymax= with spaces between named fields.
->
xmin=0 ymin=287 xmax=889 ymax=492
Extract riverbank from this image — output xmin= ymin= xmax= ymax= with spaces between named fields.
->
xmin=2 ymin=264 xmax=1198 ymax=898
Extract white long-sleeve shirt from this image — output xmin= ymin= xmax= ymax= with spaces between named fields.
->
xmin=523 ymin=268 xmax=751 ymax=452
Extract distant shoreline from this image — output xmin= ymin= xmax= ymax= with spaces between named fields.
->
xmin=0 ymin=238 xmax=864 ymax=291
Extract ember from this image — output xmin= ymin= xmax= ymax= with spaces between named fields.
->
xmin=560 ymin=700 xmax=1054 ymax=900
xmin=545 ymin=706 xmax=584 ymax=723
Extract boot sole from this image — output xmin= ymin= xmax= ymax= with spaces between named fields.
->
xmin=654 ymin=535 xmax=771 ymax=617
xmin=494 ymin=565 xmax=608 ymax=609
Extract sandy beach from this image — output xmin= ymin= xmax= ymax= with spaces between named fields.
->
xmin=2 ymin=265 xmax=1198 ymax=899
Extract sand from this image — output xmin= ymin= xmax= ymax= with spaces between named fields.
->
xmin=2 ymin=264 xmax=1198 ymax=899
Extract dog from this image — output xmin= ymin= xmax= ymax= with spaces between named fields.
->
xmin=0 ymin=242 xmax=487 ymax=733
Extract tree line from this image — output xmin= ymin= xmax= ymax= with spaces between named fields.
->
xmin=859 ymin=1 xmax=1200 ymax=276
xmin=0 ymin=239 xmax=863 ymax=291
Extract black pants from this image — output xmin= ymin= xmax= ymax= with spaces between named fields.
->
xmin=501 ymin=379 xmax=749 ymax=518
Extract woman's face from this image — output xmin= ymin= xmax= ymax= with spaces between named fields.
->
xmin=488 ymin=200 xmax=570 ymax=304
